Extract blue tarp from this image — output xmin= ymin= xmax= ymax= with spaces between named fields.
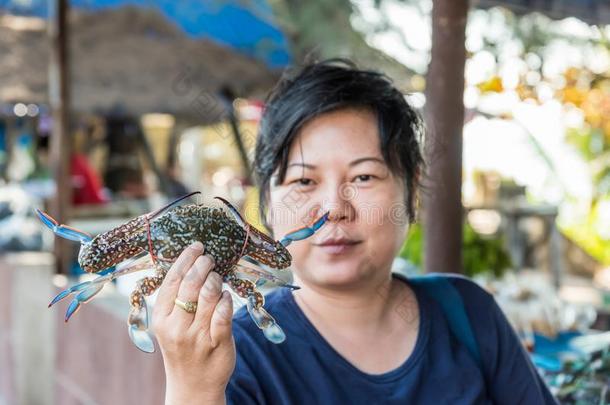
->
xmin=0 ymin=0 xmax=291 ymax=68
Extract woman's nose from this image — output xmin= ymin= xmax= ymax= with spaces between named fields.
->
xmin=319 ymin=183 xmax=357 ymax=223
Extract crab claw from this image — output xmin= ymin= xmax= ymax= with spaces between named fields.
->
xmin=55 ymin=279 xmax=107 ymax=322
xmin=64 ymin=286 xmax=103 ymax=322
xmin=49 ymin=270 xmax=124 ymax=322
xmin=129 ymin=325 xmax=155 ymax=354
xmin=280 ymin=211 xmax=330 ymax=247
xmin=64 ymin=300 xmax=81 ymax=322
xmin=49 ymin=274 xmax=111 ymax=308
xmin=246 ymin=296 xmax=286 ymax=344
xmin=128 ymin=300 xmax=155 ymax=353
xmin=35 ymin=209 xmax=93 ymax=244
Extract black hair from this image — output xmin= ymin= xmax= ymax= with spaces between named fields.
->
xmin=254 ymin=58 xmax=425 ymax=230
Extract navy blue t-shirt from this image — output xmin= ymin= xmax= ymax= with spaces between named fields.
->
xmin=227 ymin=274 xmax=557 ymax=404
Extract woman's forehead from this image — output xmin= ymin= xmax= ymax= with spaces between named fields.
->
xmin=286 ymin=108 xmax=382 ymax=164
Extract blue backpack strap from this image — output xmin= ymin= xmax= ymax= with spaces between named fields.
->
xmin=409 ymin=275 xmax=483 ymax=370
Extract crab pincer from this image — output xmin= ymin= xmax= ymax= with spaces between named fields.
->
xmin=280 ymin=212 xmax=330 ymax=246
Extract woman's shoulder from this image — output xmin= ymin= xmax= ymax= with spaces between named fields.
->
xmin=401 ymin=273 xmax=501 ymax=342
xmin=400 ymin=272 xmax=495 ymax=307
xmin=429 ymin=274 xmax=500 ymax=328
xmin=444 ymin=274 xmax=495 ymax=305
xmin=403 ymin=273 xmax=516 ymax=367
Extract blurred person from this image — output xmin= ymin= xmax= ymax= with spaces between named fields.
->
xmin=165 ymin=163 xmax=191 ymax=199
xmin=104 ymin=167 xmax=149 ymax=199
xmin=104 ymin=116 xmax=149 ymax=199
xmin=71 ymin=152 xmax=108 ymax=205
xmin=153 ymin=60 xmax=557 ymax=404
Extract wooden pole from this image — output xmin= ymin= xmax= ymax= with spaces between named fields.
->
xmin=219 ymin=87 xmax=253 ymax=186
xmin=135 ymin=120 xmax=172 ymax=195
xmin=423 ymin=0 xmax=468 ymax=274
xmin=49 ymin=0 xmax=72 ymax=275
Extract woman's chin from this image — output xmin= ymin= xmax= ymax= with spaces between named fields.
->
xmin=304 ymin=263 xmax=371 ymax=289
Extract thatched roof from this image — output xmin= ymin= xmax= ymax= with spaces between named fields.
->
xmin=0 ymin=7 xmax=281 ymax=121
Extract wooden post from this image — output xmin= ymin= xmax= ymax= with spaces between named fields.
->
xmin=219 ymin=87 xmax=253 ymax=185
xmin=135 ymin=120 xmax=172 ymax=195
xmin=423 ymin=0 xmax=468 ymax=274
xmin=49 ymin=0 xmax=72 ymax=274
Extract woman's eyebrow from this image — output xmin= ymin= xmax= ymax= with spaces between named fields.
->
xmin=286 ymin=157 xmax=384 ymax=169
xmin=349 ymin=157 xmax=385 ymax=167
xmin=287 ymin=162 xmax=316 ymax=169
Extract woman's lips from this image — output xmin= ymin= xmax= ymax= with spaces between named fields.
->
xmin=315 ymin=241 xmax=361 ymax=255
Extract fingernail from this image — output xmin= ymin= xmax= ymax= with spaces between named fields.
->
xmin=190 ymin=241 xmax=203 ymax=251
xmin=218 ymin=291 xmax=232 ymax=318
xmin=210 ymin=272 xmax=223 ymax=290
xmin=201 ymin=271 xmax=221 ymax=295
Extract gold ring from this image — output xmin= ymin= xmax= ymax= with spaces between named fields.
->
xmin=174 ymin=298 xmax=198 ymax=314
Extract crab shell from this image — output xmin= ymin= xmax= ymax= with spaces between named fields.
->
xmin=77 ymin=204 xmax=292 ymax=274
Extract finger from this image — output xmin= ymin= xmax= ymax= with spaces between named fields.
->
xmin=155 ymin=242 xmax=203 ymax=316
xmin=210 ymin=291 xmax=233 ymax=348
xmin=171 ymin=255 xmax=216 ymax=325
xmin=191 ymin=270 xmax=224 ymax=330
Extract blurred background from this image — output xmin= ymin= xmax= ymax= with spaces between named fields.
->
xmin=0 ymin=0 xmax=609 ymax=404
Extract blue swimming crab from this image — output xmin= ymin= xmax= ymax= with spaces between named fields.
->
xmin=36 ymin=192 xmax=328 ymax=353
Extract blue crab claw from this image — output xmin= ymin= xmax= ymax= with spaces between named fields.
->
xmin=62 ymin=283 xmax=106 ymax=322
xmin=246 ymin=297 xmax=286 ymax=344
xmin=49 ymin=273 xmax=113 ymax=322
xmin=75 ymin=284 xmax=105 ymax=303
xmin=280 ymin=211 xmax=330 ymax=247
xmin=64 ymin=299 xmax=81 ymax=322
xmin=128 ymin=299 xmax=155 ymax=353
xmin=263 ymin=323 xmax=286 ymax=344
xmin=49 ymin=289 xmax=75 ymax=307
xmin=35 ymin=209 xmax=93 ymax=244
xmin=128 ymin=325 xmax=155 ymax=353
xmin=49 ymin=276 xmax=109 ymax=308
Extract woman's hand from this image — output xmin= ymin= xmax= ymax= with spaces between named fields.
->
xmin=153 ymin=241 xmax=236 ymax=405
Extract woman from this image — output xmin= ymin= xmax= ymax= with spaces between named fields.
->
xmin=153 ymin=60 xmax=557 ymax=404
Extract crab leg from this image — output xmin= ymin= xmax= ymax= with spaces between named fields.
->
xmin=50 ymin=256 xmax=155 ymax=322
xmin=224 ymin=272 xmax=286 ymax=344
xmin=127 ymin=261 xmax=173 ymax=353
xmin=35 ymin=209 xmax=93 ymax=243
xmin=233 ymin=262 xmax=299 ymax=290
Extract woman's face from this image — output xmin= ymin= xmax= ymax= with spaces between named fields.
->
xmin=268 ymin=108 xmax=409 ymax=290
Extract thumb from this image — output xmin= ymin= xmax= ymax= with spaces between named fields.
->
xmin=210 ymin=291 xmax=233 ymax=348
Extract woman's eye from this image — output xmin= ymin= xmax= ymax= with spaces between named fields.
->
xmin=354 ymin=174 xmax=373 ymax=182
xmin=291 ymin=178 xmax=313 ymax=186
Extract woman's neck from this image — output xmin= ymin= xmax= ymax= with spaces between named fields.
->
xmin=291 ymin=272 xmax=406 ymax=334
xmin=291 ymin=271 xmax=420 ymax=374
